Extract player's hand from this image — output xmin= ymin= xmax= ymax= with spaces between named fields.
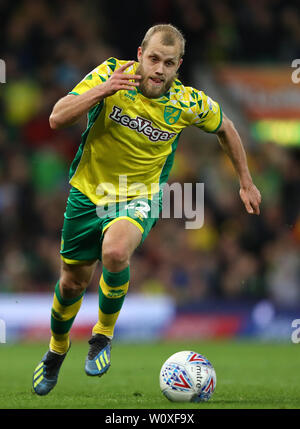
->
xmin=239 ymin=182 xmax=261 ymax=215
xmin=101 ymin=61 xmax=141 ymax=97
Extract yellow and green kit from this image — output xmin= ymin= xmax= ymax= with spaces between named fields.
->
xmin=49 ymin=57 xmax=223 ymax=352
xmin=61 ymin=57 xmax=222 ymax=263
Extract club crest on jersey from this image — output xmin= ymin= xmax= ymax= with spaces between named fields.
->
xmin=164 ymin=106 xmax=181 ymax=125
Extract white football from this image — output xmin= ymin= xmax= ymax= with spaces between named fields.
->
xmin=159 ymin=350 xmax=216 ymax=402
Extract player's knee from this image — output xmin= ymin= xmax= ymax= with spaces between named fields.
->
xmin=59 ymin=277 xmax=86 ymax=299
xmin=102 ymin=243 xmax=130 ymax=270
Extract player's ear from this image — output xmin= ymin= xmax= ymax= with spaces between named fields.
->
xmin=177 ymin=58 xmax=183 ymax=70
xmin=137 ymin=47 xmax=142 ymax=62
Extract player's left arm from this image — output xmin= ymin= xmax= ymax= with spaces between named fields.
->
xmin=216 ymin=113 xmax=262 ymax=215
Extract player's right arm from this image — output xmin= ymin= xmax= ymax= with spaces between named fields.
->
xmin=49 ymin=61 xmax=141 ymax=130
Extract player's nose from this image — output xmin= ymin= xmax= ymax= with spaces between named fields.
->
xmin=155 ymin=62 xmax=164 ymax=75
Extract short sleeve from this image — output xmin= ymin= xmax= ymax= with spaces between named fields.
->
xmin=190 ymin=89 xmax=223 ymax=133
xmin=68 ymin=58 xmax=116 ymax=96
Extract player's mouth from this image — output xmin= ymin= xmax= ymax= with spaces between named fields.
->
xmin=149 ymin=77 xmax=164 ymax=86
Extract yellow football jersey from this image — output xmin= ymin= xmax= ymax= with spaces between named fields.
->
xmin=68 ymin=58 xmax=222 ymax=205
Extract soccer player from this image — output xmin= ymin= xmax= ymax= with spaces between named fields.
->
xmin=32 ymin=24 xmax=261 ymax=395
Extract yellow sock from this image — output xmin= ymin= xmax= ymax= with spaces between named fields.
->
xmin=50 ymin=281 xmax=84 ymax=354
xmin=92 ymin=266 xmax=129 ymax=338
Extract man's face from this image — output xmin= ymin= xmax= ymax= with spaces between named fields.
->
xmin=136 ymin=32 xmax=183 ymax=99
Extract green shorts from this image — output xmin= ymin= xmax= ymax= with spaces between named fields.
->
xmin=60 ymin=187 xmax=162 ymax=264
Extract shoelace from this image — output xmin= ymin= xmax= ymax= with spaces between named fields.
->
xmin=88 ymin=335 xmax=110 ymax=360
xmin=44 ymin=352 xmax=66 ymax=377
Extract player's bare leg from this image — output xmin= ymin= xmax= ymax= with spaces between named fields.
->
xmin=102 ymin=219 xmax=142 ymax=271
xmin=59 ymin=259 xmax=98 ymax=299
xmin=33 ymin=260 xmax=97 ymax=395
xmin=85 ymin=220 xmax=142 ymax=376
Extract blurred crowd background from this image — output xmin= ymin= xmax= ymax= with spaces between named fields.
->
xmin=0 ymin=0 xmax=299 ymax=309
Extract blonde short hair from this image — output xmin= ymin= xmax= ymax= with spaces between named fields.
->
xmin=141 ymin=24 xmax=185 ymax=58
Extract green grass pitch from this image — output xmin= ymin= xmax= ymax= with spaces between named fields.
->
xmin=0 ymin=340 xmax=299 ymax=409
